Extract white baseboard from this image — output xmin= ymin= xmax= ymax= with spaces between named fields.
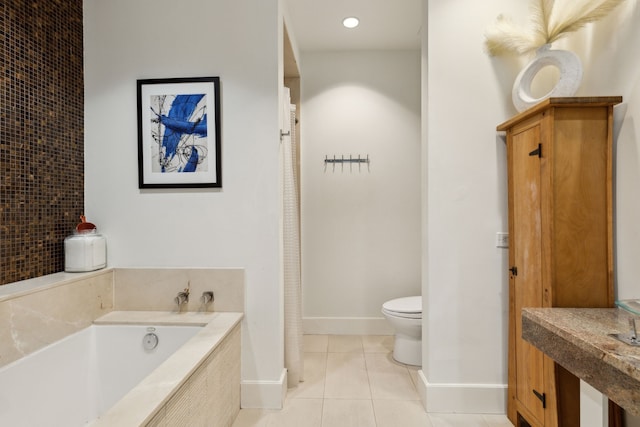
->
xmin=424 ymin=381 xmax=507 ymax=414
xmin=240 ymin=369 xmax=287 ymax=409
xmin=303 ymin=317 xmax=394 ymax=335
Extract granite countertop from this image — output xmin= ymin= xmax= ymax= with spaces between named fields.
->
xmin=522 ymin=307 xmax=640 ymax=416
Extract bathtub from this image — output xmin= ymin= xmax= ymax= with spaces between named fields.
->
xmin=0 ymin=311 xmax=242 ymax=427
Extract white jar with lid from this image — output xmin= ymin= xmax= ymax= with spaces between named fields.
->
xmin=64 ymin=229 xmax=107 ymax=272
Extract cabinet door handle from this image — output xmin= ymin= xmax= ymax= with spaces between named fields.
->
xmin=529 ymin=143 xmax=542 ymax=158
xmin=509 ymin=266 xmax=518 ymax=276
xmin=533 ymin=389 xmax=546 ymax=408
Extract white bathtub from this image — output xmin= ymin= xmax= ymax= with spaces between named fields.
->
xmin=0 ymin=323 xmax=202 ymax=426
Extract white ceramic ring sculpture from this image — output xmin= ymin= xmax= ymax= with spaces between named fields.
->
xmin=512 ymin=44 xmax=583 ymax=112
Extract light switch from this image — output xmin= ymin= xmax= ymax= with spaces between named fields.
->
xmin=496 ymin=232 xmax=509 ymax=248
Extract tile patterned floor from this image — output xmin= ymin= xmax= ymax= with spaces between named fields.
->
xmin=232 ymin=335 xmax=513 ymax=427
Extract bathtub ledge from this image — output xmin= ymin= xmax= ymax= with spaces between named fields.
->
xmin=94 ymin=310 xmax=226 ymax=326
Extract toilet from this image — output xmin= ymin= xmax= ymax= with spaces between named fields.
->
xmin=381 ymin=296 xmax=422 ymax=366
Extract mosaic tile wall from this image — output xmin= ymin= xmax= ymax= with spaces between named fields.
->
xmin=0 ymin=1 xmax=84 ymax=285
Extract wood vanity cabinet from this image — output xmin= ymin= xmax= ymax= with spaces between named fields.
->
xmin=497 ymin=97 xmax=622 ymax=427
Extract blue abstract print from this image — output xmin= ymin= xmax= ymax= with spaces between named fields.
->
xmin=150 ymin=94 xmax=209 ymax=173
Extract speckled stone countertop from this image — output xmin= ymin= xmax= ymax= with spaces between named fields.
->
xmin=522 ymin=308 xmax=640 ymax=416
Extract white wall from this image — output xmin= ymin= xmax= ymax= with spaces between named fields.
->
xmin=424 ymin=0 xmax=640 ymax=416
xmin=83 ymin=0 xmax=286 ymax=408
xmin=300 ymin=50 xmax=422 ymax=334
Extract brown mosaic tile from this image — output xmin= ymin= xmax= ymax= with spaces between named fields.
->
xmin=0 ymin=0 xmax=84 ymax=285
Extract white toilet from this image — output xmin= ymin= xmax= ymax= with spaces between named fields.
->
xmin=381 ymin=296 xmax=422 ymax=366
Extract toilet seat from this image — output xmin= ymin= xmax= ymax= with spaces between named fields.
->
xmin=382 ymin=296 xmax=422 ymax=319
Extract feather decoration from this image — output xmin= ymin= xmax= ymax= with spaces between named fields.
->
xmin=547 ymin=0 xmax=625 ymax=44
xmin=485 ymin=14 xmax=541 ymax=56
xmin=484 ymin=0 xmax=625 ymax=57
xmin=530 ymin=0 xmax=553 ymax=42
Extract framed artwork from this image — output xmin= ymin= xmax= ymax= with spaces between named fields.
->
xmin=137 ymin=77 xmax=221 ymax=188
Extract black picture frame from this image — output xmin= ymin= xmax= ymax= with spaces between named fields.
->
xmin=137 ymin=77 xmax=221 ymax=188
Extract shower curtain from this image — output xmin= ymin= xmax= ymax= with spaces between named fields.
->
xmin=281 ymin=88 xmax=304 ymax=387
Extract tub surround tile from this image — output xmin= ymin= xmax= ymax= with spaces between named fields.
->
xmin=0 ymin=269 xmax=113 ymax=303
xmin=522 ymin=307 xmax=640 ymax=416
xmin=207 ymin=324 xmax=242 ymax=425
xmin=0 ymin=271 xmax=113 ymax=368
xmin=163 ymin=363 xmax=207 ymax=426
xmin=114 ymin=268 xmax=244 ymax=312
xmin=146 ymin=407 xmax=167 ymax=427
xmin=0 ymin=268 xmax=244 ymax=369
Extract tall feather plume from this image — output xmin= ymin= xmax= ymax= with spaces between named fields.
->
xmin=485 ymin=14 xmax=540 ymax=56
xmin=547 ymin=0 xmax=625 ymax=44
xmin=484 ymin=0 xmax=625 ymax=57
xmin=530 ymin=0 xmax=554 ymax=43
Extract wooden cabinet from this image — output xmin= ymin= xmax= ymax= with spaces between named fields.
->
xmin=497 ymin=97 xmax=622 ymax=427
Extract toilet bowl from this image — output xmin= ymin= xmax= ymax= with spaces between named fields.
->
xmin=381 ymin=296 xmax=422 ymax=366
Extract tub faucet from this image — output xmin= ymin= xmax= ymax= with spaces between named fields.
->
xmin=201 ymin=291 xmax=214 ymax=304
xmin=174 ymin=288 xmax=190 ymax=306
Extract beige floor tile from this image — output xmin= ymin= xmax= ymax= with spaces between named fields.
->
xmin=324 ymin=353 xmax=371 ymax=399
xmin=304 ymin=335 xmax=329 ymax=353
xmin=233 ymin=399 xmax=323 ymax=427
xmin=428 ymin=413 xmax=491 ymax=427
xmin=368 ymin=371 xmax=419 ymax=400
xmin=365 ymin=353 xmax=418 ymax=400
xmin=364 ymin=353 xmax=408 ymax=373
xmin=482 ymin=414 xmax=513 ymax=427
xmin=232 ymin=335 xmax=510 ymax=427
xmin=328 ymin=335 xmax=364 ymax=352
xmin=322 ymin=399 xmax=377 ymax=427
xmin=266 ymin=398 xmax=323 ymax=427
xmin=362 ymin=335 xmax=394 ymax=353
xmin=373 ymin=400 xmax=433 ymax=427
xmin=406 ymin=364 xmax=422 ymax=388
xmin=231 ymin=408 xmax=276 ymax=427
xmin=287 ymin=352 xmax=327 ymax=399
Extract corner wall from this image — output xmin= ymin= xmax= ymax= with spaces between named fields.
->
xmin=83 ymin=0 xmax=284 ymax=408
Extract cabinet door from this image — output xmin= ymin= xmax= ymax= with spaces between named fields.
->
xmin=511 ymin=124 xmax=546 ymax=424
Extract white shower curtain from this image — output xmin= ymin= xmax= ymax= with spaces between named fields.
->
xmin=281 ymin=88 xmax=303 ymax=387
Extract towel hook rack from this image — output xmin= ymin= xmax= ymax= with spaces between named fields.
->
xmin=323 ymin=154 xmax=370 ymax=173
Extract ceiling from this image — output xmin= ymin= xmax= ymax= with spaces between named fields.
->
xmin=284 ymin=0 xmax=422 ymax=52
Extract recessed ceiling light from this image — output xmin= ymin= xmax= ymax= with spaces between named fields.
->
xmin=342 ymin=17 xmax=360 ymax=29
